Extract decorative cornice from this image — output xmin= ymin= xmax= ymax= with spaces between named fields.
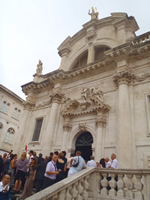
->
xmin=22 ymin=79 xmax=54 ymax=95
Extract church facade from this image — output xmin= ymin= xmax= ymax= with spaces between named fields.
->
xmin=1 ymin=11 xmax=150 ymax=169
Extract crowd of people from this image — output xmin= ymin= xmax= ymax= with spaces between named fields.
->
xmin=0 ymin=150 xmax=118 ymax=199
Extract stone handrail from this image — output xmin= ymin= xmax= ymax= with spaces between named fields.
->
xmin=132 ymin=32 xmax=150 ymax=45
xmin=26 ymin=168 xmax=150 ymax=200
xmin=26 ymin=167 xmax=95 ymax=200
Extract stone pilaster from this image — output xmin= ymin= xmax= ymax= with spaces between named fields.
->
xmin=113 ymin=71 xmax=135 ymax=168
xmin=42 ymin=83 xmax=63 ymax=156
xmin=61 ymin=118 xmax=72 ymax=151
xmin=95 ymin=114 xmax=106 ymax=162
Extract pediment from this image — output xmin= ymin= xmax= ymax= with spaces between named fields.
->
xmin=61 ymin=87 xmax=110 ymax=117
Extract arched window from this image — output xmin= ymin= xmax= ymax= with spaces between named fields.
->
xmin=70 ymin=50 xmax=88 ymax=70
xmin=94 ymin=46 xmax=110 ymax=62
xmin=4 ymin=128 xmax=15 ymax=144
xmin=12 ymin=107 xmax=21 ymax=120
xmin=0 ymin=101 xmax=10 ymax=114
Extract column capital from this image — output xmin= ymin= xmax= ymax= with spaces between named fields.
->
xmin=96 ymin=116 xmax=106 ymax=128
xmin=113 ymin=71 xmax=135 ymax=86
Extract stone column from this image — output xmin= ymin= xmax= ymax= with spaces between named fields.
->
xmin=113 ymin=71 xmax=135 ymax=168
xmin=87 ymin=45 xmax=95 ymax=64
xmin=61 ymin=118 xmax=72 ymax=152
xmin=95 ymin=113 xmax=106 ymax=162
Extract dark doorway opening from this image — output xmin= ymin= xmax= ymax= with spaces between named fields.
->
xmin=75 ymin=132 xmax=93 ymax=161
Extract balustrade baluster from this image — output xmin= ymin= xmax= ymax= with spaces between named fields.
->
xmin=108 ymin=173 xmax=117 ymax=196
xmin=117 ymin=174 xmax=125 ymax=198
xmin=65 ymin=186 xmax=72 ymax=200
xmin=101 ymin=173 xmax=108 ymax=195
xmin=126 ymin=174 xmax=134 ymax=198
xmin=134 ymin=175 xmax=144 ymax=200
xmin=58 ymin=189 xmax=66 ymax=200
xmin=81 ymin=176 xmax=89 ymax=199
xmin=51 ymin=194 xmax=58 ymax=200
xmin=70 ymin=182 xmax=78 ymax=200
xmin=76 ymin=180 xmax=84 ymax=200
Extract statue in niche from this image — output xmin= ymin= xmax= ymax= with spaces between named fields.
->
xmin=36 ymin=60 xmax=43 ymax=75
xmin=88 ymin=7 xmax=99 ymax=20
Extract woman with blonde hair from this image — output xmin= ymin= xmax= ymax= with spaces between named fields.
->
xmin=19 ymin=157 xmax=37 ymax=199
xmin=14 ymin=152 xmax=29 ymax=193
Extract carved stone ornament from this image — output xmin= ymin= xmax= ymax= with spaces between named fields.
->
xmin=87 ymin=27 xmax=96 ymax=40
xmin=79 ymin=122 xmax=86 ymax=131
xmin=22 ymin=100 xmax=35 ymax=110
xmin=96 ymin=116 xmax=107 ymax=128
xmin=61 ymin=87 xmax=110 ymax=117
xmin=35 ymin=99 xmax=51 ymax=108
xmin=63 ymin=121 xmax=72 ymax=132
xmin=113 ymin=71 xmax=136 ymax=86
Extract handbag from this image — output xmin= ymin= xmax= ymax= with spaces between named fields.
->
xmin=72 ymin=156 xmax=79 ymax=167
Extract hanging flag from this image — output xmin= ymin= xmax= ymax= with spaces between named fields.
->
xmin=25 ymin=145 xmax=27 ymax=152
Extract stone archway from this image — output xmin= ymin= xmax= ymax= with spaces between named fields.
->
xmin=75 ymin=132 xmax=93 ymax=161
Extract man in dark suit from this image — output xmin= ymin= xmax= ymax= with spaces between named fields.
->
xmin=36 ymin=156 xmax=49 ymax=193
xmin=37 ymin=153 xmax=44 ymax=164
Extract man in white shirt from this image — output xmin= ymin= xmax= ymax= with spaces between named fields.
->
xmin=87 ymin=156 xmax=97 ymax=168
xmin=43 ymin=154 xmax=61 ymax=189
xmin=110 ymin=153 xmax=119 ymax=169
xmin=105 ymin=157 xmax=111 ymax=168
xmin=0 ymin=174 xmax=10 ymax=192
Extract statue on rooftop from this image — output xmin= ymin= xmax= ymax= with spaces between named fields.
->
xmin=88 ymin=7 xmax=99 ymax=20
xmin=36 ymin=60 xmax=43 ymax=75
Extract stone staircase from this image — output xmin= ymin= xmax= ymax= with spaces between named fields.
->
xmin=25 ymin=168 xmax=150 ymax=200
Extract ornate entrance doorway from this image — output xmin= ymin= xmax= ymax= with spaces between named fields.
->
xmin=75 ymin=132 xmax=93 ymax=161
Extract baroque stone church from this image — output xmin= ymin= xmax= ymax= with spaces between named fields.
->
xmin=1 ymin=9 xmax=150 ymax=169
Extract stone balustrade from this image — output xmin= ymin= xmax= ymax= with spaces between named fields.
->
xmin=132 ymin=32 xmax=150 ymax=45
xmin=26 ymin=168 xmax=150 ymax=200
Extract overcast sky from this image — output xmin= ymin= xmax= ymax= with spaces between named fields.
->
xmin=0 ymin=0 xmax=150 ymax=99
